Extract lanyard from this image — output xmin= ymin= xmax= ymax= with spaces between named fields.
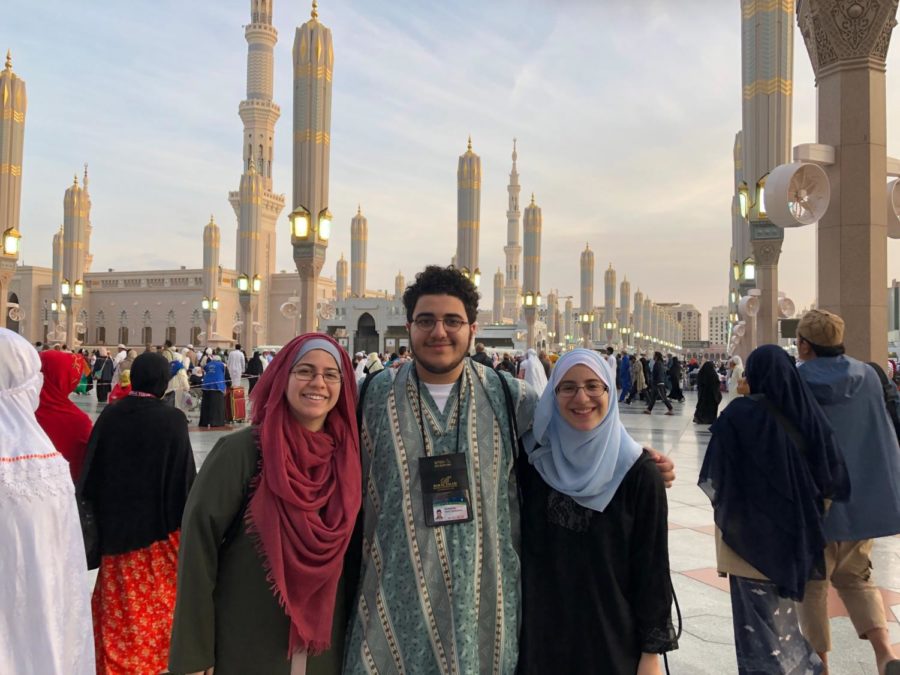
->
xmin=413 ymin=366 xmax=464 ymax=458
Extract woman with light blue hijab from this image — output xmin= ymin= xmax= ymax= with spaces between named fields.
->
xmin=517 ymin=348 xmax=677 ymax=675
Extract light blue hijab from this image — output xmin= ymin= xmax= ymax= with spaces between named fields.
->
xmin=524 ymin=348 xmax=643 ymax=512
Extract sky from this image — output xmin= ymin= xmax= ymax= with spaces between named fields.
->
xmin=6 ymin=0 xmax=900 ymax=339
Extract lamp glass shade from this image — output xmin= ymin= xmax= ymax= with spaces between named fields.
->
xmin=212 ymin=298 xmax=219 ymax=310
xmin=757 ymin=181 xmax=767 ymax=217
xmin=3 ymin=228 xmax=20 ymax=255
xmin=201 ymin=298 xmax=210 ymax=311
xmin=252 ymin=275 xmax=262 ymax=293
xmin=291 ymin=211 xmax=310 ymax=238
xmin=237 ymin=275 xmax=250 ymax=292
xmin=61 ymin=280 xmax=71 ymax=297
xmin=74 ymin=280 xmax=84 ymax=297
xmin=473 ymin=270 xmax=481 ymax=287
xmin=738 ymin=187 xmax=749 ymax=219
xmin=744 ymin=261 xmax=756 ymax=281
xmin=318 ymin=210 xmax=332 ymax=241
xmin=50 ymin=301 xmax=58 ymax=312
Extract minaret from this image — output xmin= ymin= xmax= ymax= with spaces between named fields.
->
xmin=619 ymin=275 xmax=631 ymax=348
xmin=564 ymin=297 xmax=573 ymax=344
xmin=335 ymin=253 xmax=348 ymax=301
xmin=230 ymin=0 xmax=285 ymax=348
xmin=292 ymin=0 xmax=334 ymax=332
xmin=740 ymin=0 xmax=793 ymax=345
xmin=202 ymin=215 xmax=221 ymax=340
xmin=633 ymin=288 xmax=644 ymax=350
xmin=522 ymin=194 xmax=542 ymax=348
xmin=643 ymin=298 xmax=653 ymax=348
xmin=62 ymin=174 xmax=90 ymax=345
xmin=0 ymin=50 xmax=26 ymax=325
xmin=51 ymin=225 xmax=63 ymax=303
xmin=604 ymin=262 xmax=616 ymax=345
xmin=456 ymin=136 xmax=481 ymax=284
xmin=546 ymin=290 xmax=559 ymax=349
xmin=502 ymin=139 xmax=521 ymax=321
xmin=394 ymin=270 xmax=406 ymax=300
xmin=81 ymin=164 xmax=93 ymax=274
xmin=492 ymin=268 xmax=504 ymax=324
xmin=580 ymin=244 xmax=594 ymax=346
xmin=351 ymin=206 xmax=367 ymax=297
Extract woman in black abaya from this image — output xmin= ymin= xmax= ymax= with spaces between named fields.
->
xmin=693 ymin=361 xmax=722 ymax=424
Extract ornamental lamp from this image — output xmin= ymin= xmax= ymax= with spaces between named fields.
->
xmin=61 ymin=279 xmax=71 ymax=297
xmin=237 ymin=274 xmax=250 ymax=293
xmin=743 ymin=258 xmax=756 ymax=281
xmin=201 ymin=297 xmax=210 ymax=311
xmin=211 ymin=297 xmax=220 ymax=311
xmin=2 ymin=227 xmax=20 ymax=255
xmin=252 ymin=274 xmax=262 ymax=293
xmin=524 ymin=291 xmax=534 ymax=307
xmin=73 ymin=280 xmax=84 ymax=297
xmin=473 ymin=268 xmax=481 ymax=288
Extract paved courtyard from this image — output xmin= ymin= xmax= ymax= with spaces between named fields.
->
xmin=73 ymin=387 xmax=900 ymax=674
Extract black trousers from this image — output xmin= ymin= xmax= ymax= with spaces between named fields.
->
xmin=646 ymin=383 xmax=673 ymax=411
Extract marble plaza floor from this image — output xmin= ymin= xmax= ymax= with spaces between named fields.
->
xmin=72 ymin=387 xmax=900 ymax=674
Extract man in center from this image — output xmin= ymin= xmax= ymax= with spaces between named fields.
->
xmin=344 ymin=266 xmax=674 ymax=674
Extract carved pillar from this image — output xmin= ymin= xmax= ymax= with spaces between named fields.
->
xmin=798 ymin=0 xmax=898 ymax=361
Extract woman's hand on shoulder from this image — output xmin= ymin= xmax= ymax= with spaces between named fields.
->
xmin=644 ymin=446 xmax=675 ymax=488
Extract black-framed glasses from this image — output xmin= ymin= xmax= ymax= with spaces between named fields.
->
xmin=290 ymin=365 xmax=342 ymax=384
xmin=411 ymin=316 xmax=469 ymax=332
xmin=555 ymin=381 xmax=608 ymax=398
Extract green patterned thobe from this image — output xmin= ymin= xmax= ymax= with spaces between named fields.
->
xmin=344 ymin=360 xmax=536 ymax=675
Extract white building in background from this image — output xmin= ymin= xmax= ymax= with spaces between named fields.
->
xmin=708 ymin=305 xmax=729 ymax=347
xmin=668 ymin=303 xmax=702 ymax=342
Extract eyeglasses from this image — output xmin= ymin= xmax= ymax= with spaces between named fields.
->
xmin=290 ymin=365 xmax=342 ymax=384
xmin=411 ymin=316 xmax=469 ymax=332
xmin=555 ymin=381 xmax=608 ymax=398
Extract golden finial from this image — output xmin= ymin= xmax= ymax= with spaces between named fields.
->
xmin=311 ymin=0 xmax=318 ymax=20
xmin=357 ymin=203 xmax=361 ymax=215
xmin=4 ymin=50 xmax=11 ymax=70
xmin=467 ymin=135 xmax=472 ymax=152
xmin=209 ymin=213 xmax=215 ymax=224
xmin=73 ymin=173 xmax=79 ymax=186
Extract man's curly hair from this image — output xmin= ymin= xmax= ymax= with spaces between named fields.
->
xmin=402 ymin=266 xmax=480 ymax=324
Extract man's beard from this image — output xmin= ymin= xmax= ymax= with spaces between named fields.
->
xmin=410 ymin=335 xmax=471 ymax=375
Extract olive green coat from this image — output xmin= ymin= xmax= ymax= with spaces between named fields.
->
xmin=168 ymin=427 xmax=347 ymax=675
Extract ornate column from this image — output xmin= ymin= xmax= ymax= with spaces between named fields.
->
xmin=798 ymin=0 xmax=898 ymax=361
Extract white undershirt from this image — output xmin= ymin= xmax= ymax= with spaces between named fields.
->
xmin=423 ymin=381 xmax=455 ymax=413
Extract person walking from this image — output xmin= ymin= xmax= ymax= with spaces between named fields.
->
xmin=0 ymin=328 xmax=96 ymax=675
xmin=644 ymin=351 xmax=674 ymax=416
xmin=199 ymin=354 xmax=227 ymax=428
xmin=794 ymin=310 xmax=900 ymax=675
xmin=35 ymin=349 xmax=94 ymax=483
xmin=699 ymin=344 xmax=850 ymax=675
xmin=245 ymin=350 xmax=265 ymax=394
xmin=728 ymin=355 xmax=744 ymax=395
xmin=521 ymin=347 xmax=549 ymax=395
xmin=169 ymin=335 xmax=360 ymax=675
xmin=79 ymin=352 xmax=196 ymax=675
xmin=92 ymin=346 xmax=115 ymax=403
xmin=693 ymin=360 xmax=723 ymax=425
xmin=618 ymin=351 xmax=633 ymax=403
xmin=519 ymin=349 xmax=678 ymax=673
xmin=668 ymin=356 xmax=684 ymax=402
xmin=625 ymin=352 xmax=647 ymax=404
xmin=227 ymin=344 xmax=246 ymax=390
xmin=471 ymin=341 xmax=493 ymax=367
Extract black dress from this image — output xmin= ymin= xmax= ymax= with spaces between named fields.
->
xmin=518 ymin=451 xmax=677 ymax=674
xmin=693 ymin=362 xmax=722 ymax=424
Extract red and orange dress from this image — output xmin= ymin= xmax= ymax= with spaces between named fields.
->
xmin=79 ymin=391 xmax=195 ymax=674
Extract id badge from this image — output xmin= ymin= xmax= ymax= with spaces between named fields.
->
xmin=419 ymin=453 xmax=473 ymax=527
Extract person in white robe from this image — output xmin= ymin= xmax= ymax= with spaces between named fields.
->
xmin=0 ymin=327 xmax=95 ymax=674
xmin=521 ymin=347 xmax=549 ymax=395
xmin=227 ymin=345 xmax=247 ymax=389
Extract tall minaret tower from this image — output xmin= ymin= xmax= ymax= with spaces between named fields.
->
xmin=335 ymin=253 xmax=348 ymax=301
xmin=202 ymin=215 xmax=221 ymax=340
xmin=0 ymin=50 xmax=26 ymax=325
xmin=522 ymin=194 xmax=542 ymax=348
xmin=604 ymin=262 xmax=616 ymax=345
xmin=633 ymin=288 xmax=644 ymax=350
xmin=580 ymin=244 xmax=594 ymax=346
xmin=619 ymin=275 xmax=631 ymax=348
xmin=394 ymin=270 xmax=406 ymax=300
xmin=61 ymin=174 xmax=91 ymax=345
xmin=229 ymin=0 xmax=285 ymax=348
xmin=492 ymin=268 xmax=504 ymax=324
xmin=351 ymin=206 xmax=367 ymax=297
xmin=292 ymin=0 xmax=334 ymax=332
xmin=49 ymin=225 xmax=63 ymax=338
xmin=456 ymin=136 xmax=481 ymax=284
xmin=740 ymin=0 xmax=793 ymax=346
xmin=502 ymin=139 xmax=521 ymax=321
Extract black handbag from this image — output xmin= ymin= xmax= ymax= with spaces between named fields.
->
xmin=77 ymin=496 xmax=100 ymax=570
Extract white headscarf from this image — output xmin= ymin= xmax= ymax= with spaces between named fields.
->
xmin=0 ymin=328 xmax=95 ymax=674
xmin=523 ymin=348 xmax=643 ymax=512
xmin=522 ymin=348 xmax=548 ymax=396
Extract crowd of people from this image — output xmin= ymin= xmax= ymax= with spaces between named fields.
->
xmin=2 ymin=265 xmax=900 ymax=675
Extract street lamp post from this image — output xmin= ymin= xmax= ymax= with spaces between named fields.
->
xmin=201 ymin=296 xmax=219 ymax=347
xmin=291 ymin=206 xmax=331 ymax=334
xmin=522 ymin=290 xmax=539 ymax=350
xmin=579 ymin=312 xmax=594 ymax=348
xmin=0 ymin=227 xmax=21 ymax=334
xmin=60 ymin=277 xmax=84 ymax=348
